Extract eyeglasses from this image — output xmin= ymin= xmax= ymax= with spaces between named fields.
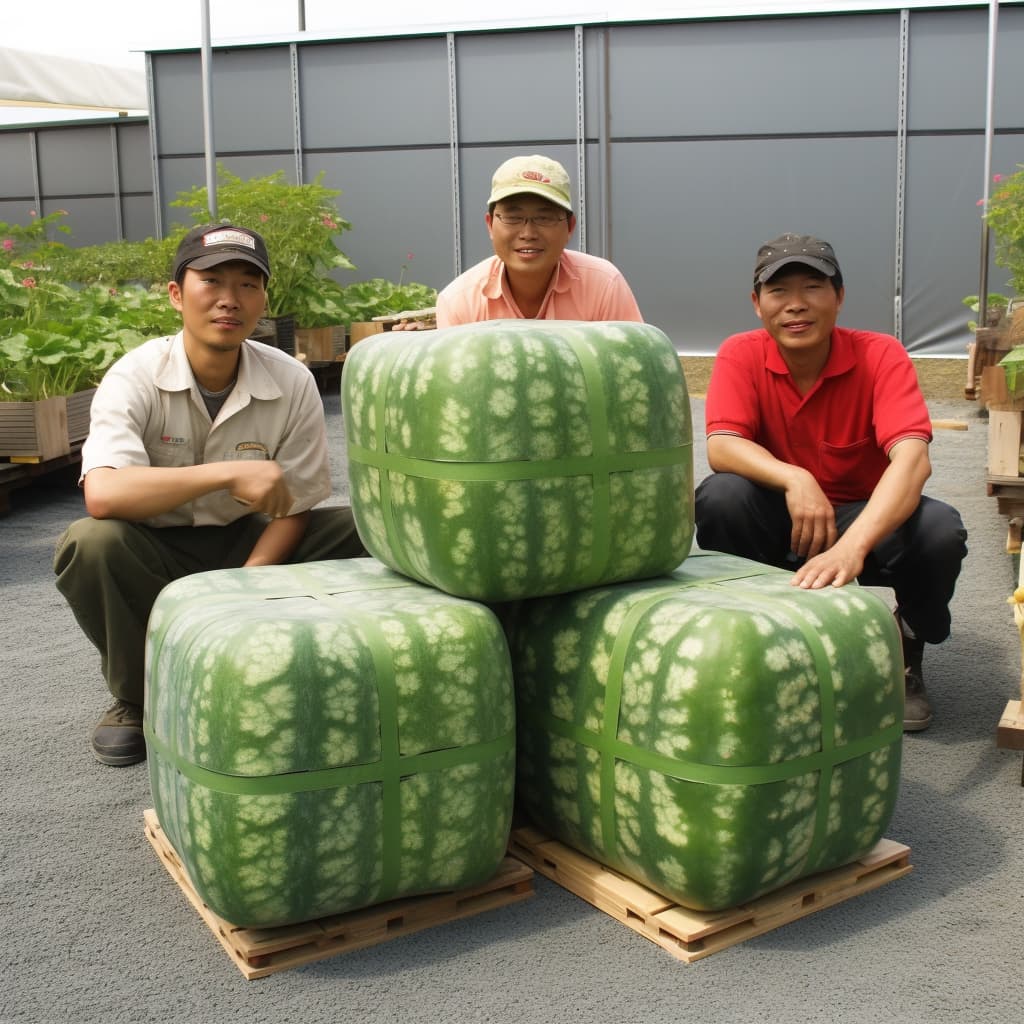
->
xmin=492 ymin=212 xmax=569 ymax=228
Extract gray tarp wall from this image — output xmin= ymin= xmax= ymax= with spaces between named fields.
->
xmin=2 ymin=5 xmax=1024 ymax=356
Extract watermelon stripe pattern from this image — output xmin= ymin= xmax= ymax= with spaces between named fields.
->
xmin=343 ymin=320 xmax=694 ymax=601
xmin=146 ymin=558 xmax=516 ymax=928
xmin=507 ymin=551 xmax=904 ymax=912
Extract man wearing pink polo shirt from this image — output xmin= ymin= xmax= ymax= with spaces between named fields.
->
xmin=695 ymin=234 xmax=967 ymax=733
xmin=434 ymin=154 xmax=643 ymax=326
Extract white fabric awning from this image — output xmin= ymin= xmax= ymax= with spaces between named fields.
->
xmin=0 ymin=47 xmax=147 ymax=112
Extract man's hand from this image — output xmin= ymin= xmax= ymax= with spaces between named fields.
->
xmin=791 ymin=535 xmax=864 ymax=589
xmin=783 ymin=468 xmax=838 ymax=561
xmin=228 ymin=461 xmax=294 ymax=519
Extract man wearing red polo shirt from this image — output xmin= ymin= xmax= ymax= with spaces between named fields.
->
xmin=694 ymin=234 xmax=967 ymax=732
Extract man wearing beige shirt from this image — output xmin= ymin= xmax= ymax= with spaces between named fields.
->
xmin=54 ymin=224 xmax=365 ymax=767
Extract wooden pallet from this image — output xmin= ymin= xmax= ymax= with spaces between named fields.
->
xmin=143 ymin=809 xmax=534 ymax=979
xmin=508 ymin=826 xmax=912 ymax=963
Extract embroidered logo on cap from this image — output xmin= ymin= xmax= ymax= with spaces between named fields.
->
xmin=521 ymin=170 xmax=551 ymax=184
xmin=203 ymin=229 xmax=257 ymax=251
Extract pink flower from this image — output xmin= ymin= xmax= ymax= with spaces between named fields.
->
xmin=21 ymin=277 xmax=36 ymax=288
xmin=2 ymin=239 xmax=13 ymax=251
xmin=977 ymin=198 xmax=986 ymax=206
xmin=260 ymin=213 xmax=269 ymax=222
xmin=322 ymin=216 xmax=336 ymax=229
xmin=21 ymin=260 xmax=33 ymax=269
xmin=28 ymin=210 xmax=36 ymax=217
xmin=993 ymin=174 xmax=1003 ymax=183
xmin=407 ymin=252 xmax=415 ymax=261
xmin=109 ymin=288 xmax=118 ymax=296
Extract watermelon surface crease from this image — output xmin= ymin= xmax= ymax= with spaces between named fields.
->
xmin=343 ymin=319 xmax=694 ymax=601
xmin=506 ymin=550 xmax=904 ymax=911
xmin=145 ymin=558 xmax=516 ymax=928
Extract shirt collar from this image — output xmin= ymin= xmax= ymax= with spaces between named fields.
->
xmin=154 ymin=332 xmax=282 ymax=401
xmin=481 ymin=251 xmax=578 ymax=301
xmin=764 ymin=326 xmax=855 ymax=379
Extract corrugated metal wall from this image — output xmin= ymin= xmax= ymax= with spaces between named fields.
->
xmin=2 ymin=7 xmax=1023 ymax=355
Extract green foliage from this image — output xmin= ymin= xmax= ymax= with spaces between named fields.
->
xmin=170 ymin=166 xmax=356 ymax=319
xmin=0 ymin=209 xmax=71 ymax=272
xmin=984 ymin=167 xmax=1024 ymax=296
xmin=961 ymin=293 xmax=1010 ymax=332
xmin=0 ymin=269 xmax=178 ymax=400
xmin=46 ymin=236 xmax=177 ymax=287
xmin=335 ymin=278 xmax=438 ymax=324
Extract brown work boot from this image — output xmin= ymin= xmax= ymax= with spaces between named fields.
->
xmin=901 ymin=633 xmax=932 ymax=732
xmin=91 ymin=699 xmax=146 ymax=766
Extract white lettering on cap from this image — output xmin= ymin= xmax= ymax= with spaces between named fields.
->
xmin=203 ymin=229 xmax=256 ymax=250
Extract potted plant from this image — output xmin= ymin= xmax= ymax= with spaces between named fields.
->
xmin=170 ymin=167 xmax=356 ymax=355
xmin=0 ymin=238 xmax=179 ymax=460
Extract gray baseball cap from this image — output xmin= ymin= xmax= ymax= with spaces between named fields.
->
xmin=754 ymin=234 xmax=839 ymax=286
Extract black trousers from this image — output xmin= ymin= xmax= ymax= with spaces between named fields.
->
xmin=694 ymin=472 xmax=968 ymax=645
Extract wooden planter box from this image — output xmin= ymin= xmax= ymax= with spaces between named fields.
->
xmin=294 ymin=325 xmax=345 ymax=363
xmin=0 ymin=388 xmax=96 ymax=461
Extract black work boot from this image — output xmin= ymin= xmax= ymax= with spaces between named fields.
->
xmin=91 ymin=699 xmax=146 ymax=766
xmin=901 ymin=633 xmax=932 ymax=732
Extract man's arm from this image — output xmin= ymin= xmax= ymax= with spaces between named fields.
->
xmin=83 ymin=461 xmax=294 ymax=521
xmin=792 ymin=437 xmax=931 ymax=589
xmin=707 ymin=432 xmax=839 ymax=560
xmin=244 ymin=511 xmax=310 ymax=565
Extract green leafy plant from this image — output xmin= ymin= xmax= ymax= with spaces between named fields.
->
xmin=982 ymin=168 xmax=1024 ymax=297
xmin=0 ymin=268 xmax=178 ymax=400
xmin=0 ymin=209 xmax=71 ymax=272
xmin=170 ymin=166 xmax=356 ymax=321
xmin=962 ymin=293 xmax=1010 ymax=332
xmin=46 ymin=235 xmax=177 ymax=288
xmin=337 ymin=278 xmax=437 ymax=323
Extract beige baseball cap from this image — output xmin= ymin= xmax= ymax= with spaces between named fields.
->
xmin=487 ymin=154 xmax=573 ymax=213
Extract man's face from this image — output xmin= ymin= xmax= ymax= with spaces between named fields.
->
xmin=168 ymin=261 xmax=267 ymax=354
xmin=751 ymin=268 xmax=844 ymax=357
xmin=485 ymin=195 xmax=575 ymax=284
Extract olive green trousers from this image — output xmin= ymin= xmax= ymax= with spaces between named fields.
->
xmin=53 ymin=508 xmax=367 ymax=706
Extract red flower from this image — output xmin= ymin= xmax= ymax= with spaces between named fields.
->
xmin=21 ymin=277 xmax=36 ymax=288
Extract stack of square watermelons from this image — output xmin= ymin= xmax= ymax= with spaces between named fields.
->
xmin=145 ymin=319 xmax=903 ymax=930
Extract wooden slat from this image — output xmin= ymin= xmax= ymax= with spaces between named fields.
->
xmin=144 ymin=809 xmax=534 ymax=979
xmin=508 ymin=827 xmax=911 ymax=964
xmin=988 ymin=410 xmax=1023 ymax=478
xmin=997 ymin=700 xmax=1024 ymax=751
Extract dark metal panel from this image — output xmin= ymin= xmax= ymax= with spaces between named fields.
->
xmin=456 ymin=29 xmax=578 ymax=145
xmin=116 ymin=123 xmax=157 ymax=195
xmin=298 ymin=149 xmax=455 ymax=295
xmin=151 ymin=48 xmax=294 ymax=156
xmin=299 ymin=37 xmax=450 ymax=149
xmin=906 ymin=6 xmax=1024 ymax=130
xmin=36 ymin=125 xmax=115 ymax=196
xmin=121 ymin=194 xmax=158 ymax=243
xmin=0 ymin=132 xmax=35 ymax=195
xmin=903 ymin=133 xmax=1015 ymax=357
xmin=42 ymin=196 xmax=117 ymax=247
xmin=610 ymin=136 xmax=898 ymax=354
xmin=607 ymin=14 xmax=900 ymax=138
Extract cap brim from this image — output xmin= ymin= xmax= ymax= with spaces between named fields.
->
xmin=487 ymin=184 xmax=573 ymax=213
xmin=185 ymin=252 xmax=270 ymax=276
xmin=756 ymin=255 xmax=837 ymax=285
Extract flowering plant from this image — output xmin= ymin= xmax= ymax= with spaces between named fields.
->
xmin=0 ymin=267 xmax=179 ymax=400
xmin=982 ymin=168 xmax=1024 ymax=297
xmin=170 ymin=166 xmax=356 ymax=321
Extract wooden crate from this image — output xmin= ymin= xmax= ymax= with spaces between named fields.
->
xmin=144 ymin=809 xmax=534 ymax=979
xmin=294 ymin=325 xmax=345 ymax=363
xmin=0 ymin=388 xmax=95 ymax=461
xmin=508 ymin=826 xmax=912 ymax=964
